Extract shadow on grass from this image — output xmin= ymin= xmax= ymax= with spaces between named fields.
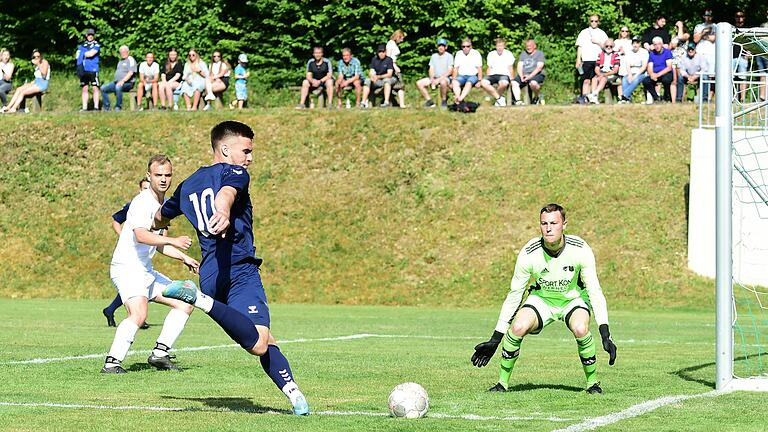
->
xmin=507 ymin=383 xmax=583 ymax=392
xmin=671 ymin=353 xmax=765 ymax=389
xmin=162 ymin=396 xmax=290 ymax=414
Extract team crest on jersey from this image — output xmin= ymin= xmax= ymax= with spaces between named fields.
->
xmin=563 ymin=266 xmax=574 ymax=271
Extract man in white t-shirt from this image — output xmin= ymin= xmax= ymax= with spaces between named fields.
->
xmin=101 ymin=155 xmax=200 ymax=374
xmin=619 ymin=36 xmax=649 ymax=103
xmin=575 ymin=14 xmax=608 ymax=103
xmin=137 ymin=52 xmax=160 ymax=110
xmin=480 ymin=38 xmax=515 ymax=107
xmin=451 ymin=38 xmax=483 ymax=103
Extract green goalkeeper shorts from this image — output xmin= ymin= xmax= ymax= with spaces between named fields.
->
xmin=522 ymin=294 xmax=591 ymax=335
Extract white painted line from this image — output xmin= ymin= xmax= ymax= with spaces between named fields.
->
xmin=550 ymin=390 xmax=724 ymax=432
xmin=2 ymin=334 xmax=477 ymax=365
xmin=0 ymin=401 xmax=574 ymax=421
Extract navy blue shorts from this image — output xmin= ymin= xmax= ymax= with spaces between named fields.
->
xmin=199 ymin=259 xmax=270 ymax=327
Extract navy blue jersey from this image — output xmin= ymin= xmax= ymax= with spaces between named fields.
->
xmin=161 ymin=163 xmax=255 ymax=277
xmin=112 ymin=202 xmax=130 ymax=224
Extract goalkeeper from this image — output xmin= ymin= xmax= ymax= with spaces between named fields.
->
xmin=471 ymin=204 xmax=617 ymax=394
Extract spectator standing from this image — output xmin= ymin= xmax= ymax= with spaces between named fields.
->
xmin=575 ymin=15 xmax=608 ymax=103
xmin=587 ymin=39 xmax=620 ymax=104
xmin=180 ymin=49 xmax=209 ymax=110
xmin=297 ymin=47 xmax=334 ymax=109
xmin=5 ymin=50 xmax=49 ymax=113
xmin=696 ymin=28 xmax=716 ymax=102
xmin=643 ymin=36 xmax=674 ymax=103
xmin=758 ymin=10 xmax=768 ymax=101
xmin=619 ymin=36 xmax=649 ymax=103
xmin=136 ymin=52 xmax=159 ymax=110
xmin=415 ymin=38 xmax=453 ymax=108
xmin=452 ymin=38 xmax=483 ymax=103
xmin=334 ymin=48 xmax=362 ymax=109
xmin=159 ymin=49 xmax=183 ymax=111
xmin=669 ymin=38 xmax=686 ymax=104
xmin=76 ymin=28 xmax=101 ymax=111
xmin=100 ymin=45 xmax=136 ymax=112
xmin=732 ymin=11 xmax=749 ymax=102
xmin=203 ymin=50 xmax=230 ymax=110
xmin=0 ymin=49 xmax=14 ymax=109
xmin=480 ymin=38 xmax=515 ymax=107
xmin=642 ymin=16 xmax=671 ymax=50
xmin=233 ymin=53 xmax=249 ymax=109
xmin=615 ymin=27 xmax=632 ymax=56
xmin=511 ymin=39 xmax=545 ymax=105
xmin=361 ymin=45 xmax=395 ymax=108
xmin=387 ymin=30 xmax=407 ymax=108
xmin=677 ymin=42 xmax=708 ymax=102
xmin=693 ymin=9 xmax=716 ymax=44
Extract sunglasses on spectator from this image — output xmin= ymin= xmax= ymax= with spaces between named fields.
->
xmin=590 ymin=19 xmax=599 ymax=23
xmin=605 ymin=45 xmax=614 ymax=48
xmin=213 ymin=54 xmax=220 ymax=58
xmin=621 ymin=29 xmax=629 ymax=32
xmin=32 ymin=54 xmax=40 ymax=58
xmin=462 ymin=45 xmax=471 ymax=48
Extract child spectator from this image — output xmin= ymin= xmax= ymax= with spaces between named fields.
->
xmin=233 ymin=53 xmax=249 ymax=109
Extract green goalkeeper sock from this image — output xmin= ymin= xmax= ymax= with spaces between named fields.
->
xmin=576 ymin=332 xmax=598 ymax=386
xmin=498 ymin=333 xmax=523 ymax=389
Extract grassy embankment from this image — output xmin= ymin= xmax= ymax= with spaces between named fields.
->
xmin=0 ymin=104 xmax=709 ymax=308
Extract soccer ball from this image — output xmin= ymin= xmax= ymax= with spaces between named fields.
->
xmin=388 ymin=382 xmax=429 ymax=419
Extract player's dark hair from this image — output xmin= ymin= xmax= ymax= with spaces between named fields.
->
xmin=540 ymin=203 xmax=566 ymax=221
xmin=211 ymin=121 xmax=254 ymax=151
xmin=147 ymin=154 xmax=171 ymax=172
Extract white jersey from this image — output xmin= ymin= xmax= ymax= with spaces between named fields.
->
xmin=495 ymin=235 xmax=609 ymax=333
xmin=110 ymin=189 xmax=162 ymax=272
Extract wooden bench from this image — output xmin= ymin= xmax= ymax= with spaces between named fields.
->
xmin=20 ymin=92 xmax=47 ymax=112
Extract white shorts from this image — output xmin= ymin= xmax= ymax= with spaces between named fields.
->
xmin=522 ymin=294 xmax=590 ymax=335
xmin=110 ymin=266 xmax=172 ymax=303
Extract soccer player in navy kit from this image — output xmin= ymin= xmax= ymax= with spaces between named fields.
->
xmin=157 ymin=121 xmax=309 ymax=416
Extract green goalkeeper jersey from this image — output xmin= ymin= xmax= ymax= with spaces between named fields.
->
xmin=494 ymin=235 xmax=609 ymax=333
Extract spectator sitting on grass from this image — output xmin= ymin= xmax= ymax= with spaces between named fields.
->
xmin=233 ymin=53 xmax=249 ymax=109
xmin=101 ymin=45 xmax=136 ymax=112
xmin=511 ymin=39 xmax=545 ymax=105
xmin=452 ymin=38 xmax=483 ymax=103
xmin=0 ymin=49 xmax=15 ymax=109
xmin=297 ymin=46 xmax=334 ymax=109
xmin=480 ymin=38 xmax=515 ymax=107
xmin=180 ymin=49 xmax=209 ymax=110
xmin=619 ymin=36 xmax=649 ymax=103
xmin=360 ymin=45 xmax=394 ymax=108
xmin=677 ymin=42 xmax=708 ymax=102
xmin=5 ymin=50 xmax=49 ymax=113
xmin=586 ymin=39 xmax=620 ymax=104
xmin=643 ymin=36 xmax=674 ymax=103
xmin=136 ymin=51 xmax=159 ymax=110
xmin=203 ymin=50 xmax=230 ymax=110
xmin=415 ymin=38 xmax=453 ymax=108
xmin=335 ymin=48 xmax=362 ymax=108
xmin=159 ymin=48 xmax=183 ymax=111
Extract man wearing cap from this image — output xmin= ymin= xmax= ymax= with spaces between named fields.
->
xmin=677 ymin=42 xmax=708 ymax=102
xmin=451 ymin=38 xmax=483 ymax=103
xmin=642 ymin=16 xmax=671 ymax=51
xmin=297 ymin=46 xmax=334 ymax=109
xmin=511 ymin=39 xmax=545 ymax=105
xmin=361 ymin=45 xmax=394 ymax=108
xmin=101 ymin=45 xmax=136 ymax=112
xmin=415 ymin=38 xmax=454 ymax=108
xmin=334 ymin=48 xmax=363 ymax=109
xmin=76 ymin=28 xmax=101 ymax=111
xmin=642 ymin=36 xmax=674 ymax=103
xmin=693 ymin=9 xmax=717 ymax=44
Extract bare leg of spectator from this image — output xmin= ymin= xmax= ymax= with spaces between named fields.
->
xmin=354 ymin=81 xmax=362 ymax=107
xmin=93 ymin=85 xmax=100 ymax=110
xmin=192 ymin=91 xmax=201 ymax=110
xmin=383 ymin=82 xmax=392 ymax=105
xmin=137 ymin=84 xmax=145 ymax=110
xmin=325 ymin=80 xmax=334 ymax=108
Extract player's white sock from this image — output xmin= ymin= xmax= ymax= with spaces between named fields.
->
xmin=281 ymin=382 xmax=304 ymax=405
xmin=106 ymin=320 xmax=140 ymax=366
xmin=153 ymin=308 xmax=190 ymax=357
xmin=194 ymin=292 xmax=214 ymax=313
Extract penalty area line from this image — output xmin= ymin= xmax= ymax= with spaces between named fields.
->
xmin=0 ymin=401 xmax=575 ymax=422
xmin=550 ymin=390 xmax=724 ymax=432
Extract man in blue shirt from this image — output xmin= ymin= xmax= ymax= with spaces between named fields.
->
xmin=157 ymin=121 xmax=309 ymax=416
xmin=642 ymin=36 xmax=674 ymax=103
xmin=76 ymin=28 xmax=101 ymax=111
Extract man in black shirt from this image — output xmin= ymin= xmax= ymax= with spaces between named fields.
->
xmin=642 ymin=16 xmax=671 ymax=50
xmin=360 ymin=45 xmax=394 ymax=108
xmin=297 ymin=46 xmax=334 ymax=109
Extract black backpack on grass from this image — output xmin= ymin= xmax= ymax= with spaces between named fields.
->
xmin=448 ymin=101 xmax=478 ymax=113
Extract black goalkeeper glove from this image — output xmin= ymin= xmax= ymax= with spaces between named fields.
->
xmin=471 ymin=330 xmax=504 ymax=368
xmin=599 ymin=324 xmax=617 ymax=366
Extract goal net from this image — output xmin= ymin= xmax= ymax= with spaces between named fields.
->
xmin=716 ymin=23 xmax=768 ymax=391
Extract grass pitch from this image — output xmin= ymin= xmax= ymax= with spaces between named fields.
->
xmin=0 ymin=299 xmax=764 ymax=431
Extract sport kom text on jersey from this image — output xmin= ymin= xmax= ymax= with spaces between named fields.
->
xmin=161 ymin=163 xmax=256 ymax=277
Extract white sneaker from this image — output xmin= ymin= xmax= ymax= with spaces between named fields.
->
xmin=586 ymin=93 xmax=596 ymax=104
xmin=204 ymin=93 xmax=216 ymax=101
xmin=360 ymin=100 xmax=369 ymax=109
xmin=203 ymin=103 xmax=211 ymax=111
xmin=173 ymin=103 xmax=179 ymax=111
xmin=495 ymin=96 xmax=506 ymax=107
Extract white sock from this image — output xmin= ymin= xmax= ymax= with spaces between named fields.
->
xmin=106 ymin=320 xmax=140 ymax=364
xmin=281 ymin=382 xmax=303 ymax=405
xmin=154 ymin=308 xmax=190 ymax=356
xmin=194 ymin=291 xmax=214 ymax=313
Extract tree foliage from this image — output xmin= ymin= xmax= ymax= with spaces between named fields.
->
xmin=1 ymin=0 xmax=765 ymax=88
